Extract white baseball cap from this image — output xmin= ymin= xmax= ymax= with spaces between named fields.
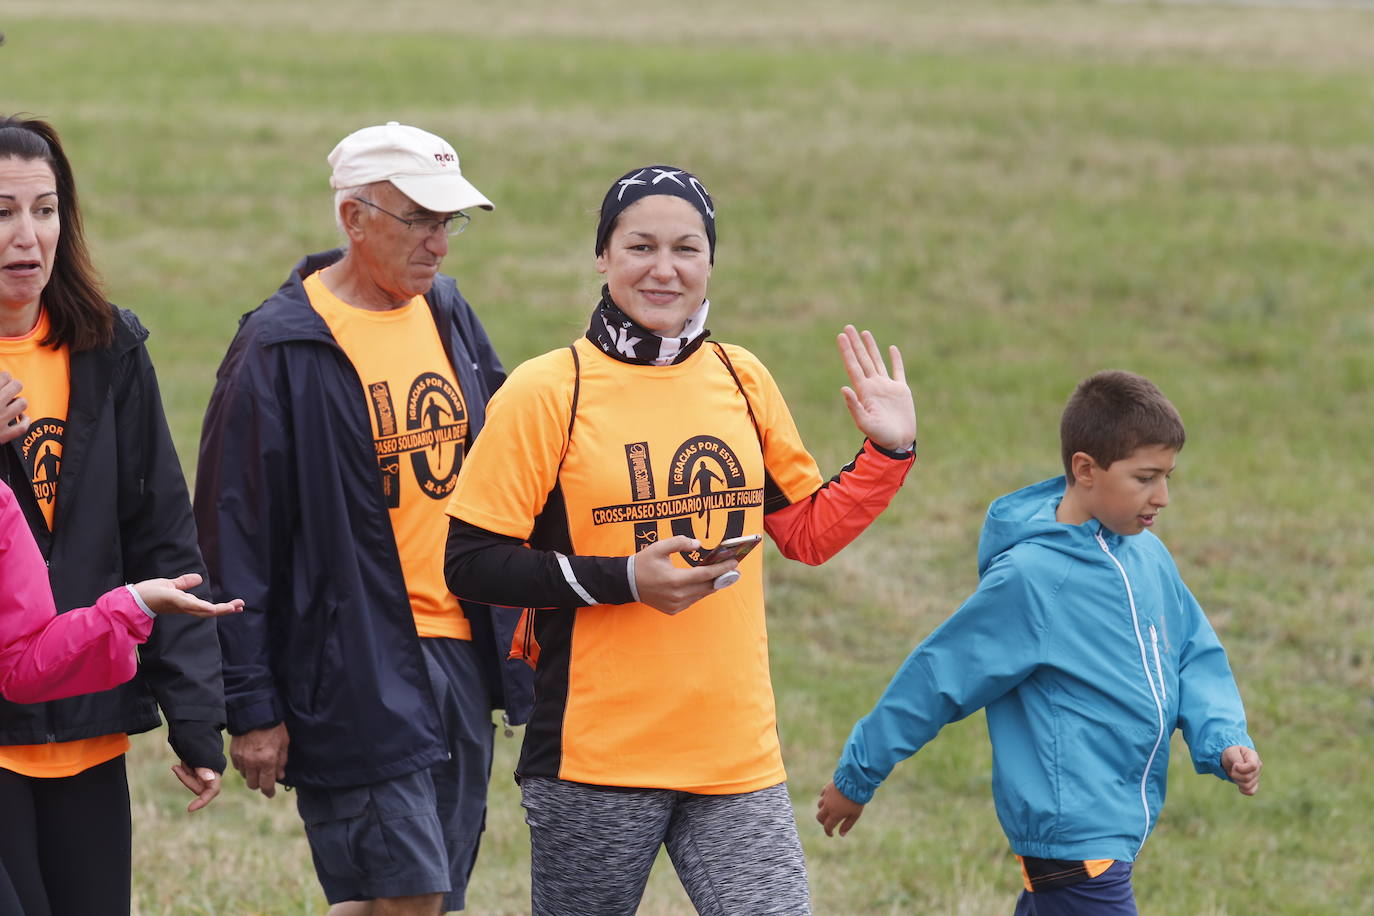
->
xmin=328 ymin=121 xmax=493 ymax=212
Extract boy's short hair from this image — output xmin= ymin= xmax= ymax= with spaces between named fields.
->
xmin=1060 ymin=370 xmax=1186 ymax=479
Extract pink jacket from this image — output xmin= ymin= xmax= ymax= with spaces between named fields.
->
xmin=0 ymin=481 xmax=154 ymax=704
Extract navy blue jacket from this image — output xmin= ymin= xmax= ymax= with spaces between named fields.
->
xmin=195 ymin=250 xmax=532 ymax=788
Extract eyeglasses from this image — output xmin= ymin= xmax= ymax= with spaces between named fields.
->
xmin=355 ymin=197 xmax=470 ymax=237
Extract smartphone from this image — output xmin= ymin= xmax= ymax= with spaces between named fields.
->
xmin=696 ymin=533 xmax=763 ymax=565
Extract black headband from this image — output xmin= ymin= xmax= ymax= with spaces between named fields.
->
xmin=595 ymin=165 xmax=716 ymax=264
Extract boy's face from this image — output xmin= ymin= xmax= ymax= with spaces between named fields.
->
xmin=1081 ymin=444 xmax=1177 ymax=536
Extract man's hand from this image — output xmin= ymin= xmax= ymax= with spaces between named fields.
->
xmin=171 ymin=762 xmax=222 ymax=813
xmin=836 ymin=325 xmax=916 ymax=454
xmin=230 ymin=723 xmax=289 ymax=798
xmin=816 ymin=780 xmax=865 ymax=837
xmin=633 ymin=536 xmax=738 ymax=615
xmin=1222 ymin=745 xmax=1262 ymax=796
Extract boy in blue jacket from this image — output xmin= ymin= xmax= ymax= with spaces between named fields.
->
xmin=817 ymin=370 xmax=1261 ymax=914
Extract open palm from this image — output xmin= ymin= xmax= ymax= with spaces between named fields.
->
xmin=837 ymin=325 xmax=916 ymax=453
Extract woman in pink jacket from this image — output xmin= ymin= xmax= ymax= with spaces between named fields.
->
xmin=0 ymin=377 xmax=241 ymax=913
xmin=0 ymin=374 xmax=243 ymax=704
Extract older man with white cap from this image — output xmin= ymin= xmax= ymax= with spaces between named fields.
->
xmin=195 ymin=122 xmax=532 ymax=915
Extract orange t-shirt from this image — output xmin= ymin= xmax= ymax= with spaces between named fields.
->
xmin=0 ymin=309 xmax=69 ymax=531
xmin=306 ymin=271 xmax=471 ymax=639
xmin=448 ymin=338 xmax=824 ymax=793
xmin=0 ymin=309 xmax=130 ymax=777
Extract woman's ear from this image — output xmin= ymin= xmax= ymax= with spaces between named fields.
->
xmin=595 ymin=252 xmax=608 ymax=275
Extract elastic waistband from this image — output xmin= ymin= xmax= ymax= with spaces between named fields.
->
xmin=1017 ymin=855 xmax=1115 ymax=893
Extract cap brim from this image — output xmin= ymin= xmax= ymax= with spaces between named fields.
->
xmin=390 ymin=173 xmax=494 ymax=212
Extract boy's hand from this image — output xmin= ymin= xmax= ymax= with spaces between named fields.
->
xmin=816 ymin=780 xmax=865 ymax=837
xmin=1222 ymin=745 xmax=1262 ymax=795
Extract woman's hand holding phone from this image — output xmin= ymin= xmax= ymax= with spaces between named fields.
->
xmin=633 ymin=534 xmax=763 ymax=614
xmin=693 ymin=534 xmax=763 ymax=589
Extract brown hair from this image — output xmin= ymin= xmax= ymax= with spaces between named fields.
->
xmin=1060 ymin=370 xmax=1185 ymax=480
xmin=0 ymin=115 xmax=112 ymax=351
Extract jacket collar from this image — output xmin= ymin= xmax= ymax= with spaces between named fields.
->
xmin=250 ymin=249 xmax=461 ymax=348
xmin=250 ymin=249 xmax=348 ymax=347
xmin=9 ymin=306 xmax=151 ymax=548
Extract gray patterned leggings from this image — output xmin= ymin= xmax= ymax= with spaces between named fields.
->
xmin=520 ymin=776 xmax=811 ymax=916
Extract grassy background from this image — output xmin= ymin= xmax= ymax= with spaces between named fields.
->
xmin=5 ymin=0 xmax=1374 ymax=912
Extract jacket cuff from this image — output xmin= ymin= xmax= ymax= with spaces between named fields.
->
xmin=124 ymin=584 xmax=157 ymax=620
xmin=1197 ymin=733 xmax=1253 ymax=780
xmin=167 ymin=718 xmax=227 ymax=772
xmin=226 ymin=693 xmax=284 ymax=737
xmin=832 ymin=766 xmax=877 ymax=805
xmin=867 ymin=437 xmax=916 ymax=461
xmin=102 ymin=588 xmax=155 ymax=641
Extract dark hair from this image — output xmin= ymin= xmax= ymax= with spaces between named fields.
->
xmin=1060 ymin=370 xmax=1185 ymax=479
xmin=0 ymin=115 xmax=112 ymax=351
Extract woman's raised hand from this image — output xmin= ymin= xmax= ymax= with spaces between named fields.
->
xmin=836 ymin=325 xmax=916 ymax=453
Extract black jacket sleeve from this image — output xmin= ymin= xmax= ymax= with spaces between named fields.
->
xmin=457 ymin=294 xmax=508 ymax=401
xmin=115 ymin=333 xmax=226 ymax=772
xmin=194 ymin=330 xmax=293 ymax=737
xmin=445 ymin=517 xmax=635 ymax=609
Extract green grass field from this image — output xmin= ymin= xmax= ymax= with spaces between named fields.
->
xmin=5 ymin=1 xmax=1374 ymax=912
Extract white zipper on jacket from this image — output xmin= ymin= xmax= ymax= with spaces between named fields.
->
xmin=1150 ymin=625 xmax=1166 ymax=705
xmin=1095 ymin=531 xmax=1167 ymax=856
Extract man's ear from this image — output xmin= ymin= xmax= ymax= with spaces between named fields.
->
xmin=1069 ymin=451 xmax=1098 ymax=488
xmin=339 ymin=198 xmax=368 ymax=242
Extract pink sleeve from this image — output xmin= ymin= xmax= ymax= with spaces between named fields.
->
xmin=0 ymin=483 xmax=154 ymax=704
xmin=763 ymin=440 xmax=914 ymax=566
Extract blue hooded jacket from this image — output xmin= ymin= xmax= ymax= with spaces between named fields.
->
xmin=833 ymin=476 xmax=1252 ymax=861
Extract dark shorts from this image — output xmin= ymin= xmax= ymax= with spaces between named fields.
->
xmin=296 ymin=637 xmax=494 ymax=910
xmin=1013 ymin=860 xmax=1137 ymax=916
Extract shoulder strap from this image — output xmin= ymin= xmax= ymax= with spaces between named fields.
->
xmin=559 ymin=344 xmax=580 ymax=467
xmin=711 ymin=342 xmax=763 ymax=447
xmin=521 ymin=344 xmax=582 ymax=665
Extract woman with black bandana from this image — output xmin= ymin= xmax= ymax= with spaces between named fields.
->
xmin=444 ymin=165 xmax=917 ymax=915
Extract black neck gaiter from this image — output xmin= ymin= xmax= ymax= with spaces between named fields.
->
xmin=584 ymin=285 xmax=711 ymax=366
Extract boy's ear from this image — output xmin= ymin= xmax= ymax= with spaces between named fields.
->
xmin=1069 ymin=451 xmax=1098 ymax=488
